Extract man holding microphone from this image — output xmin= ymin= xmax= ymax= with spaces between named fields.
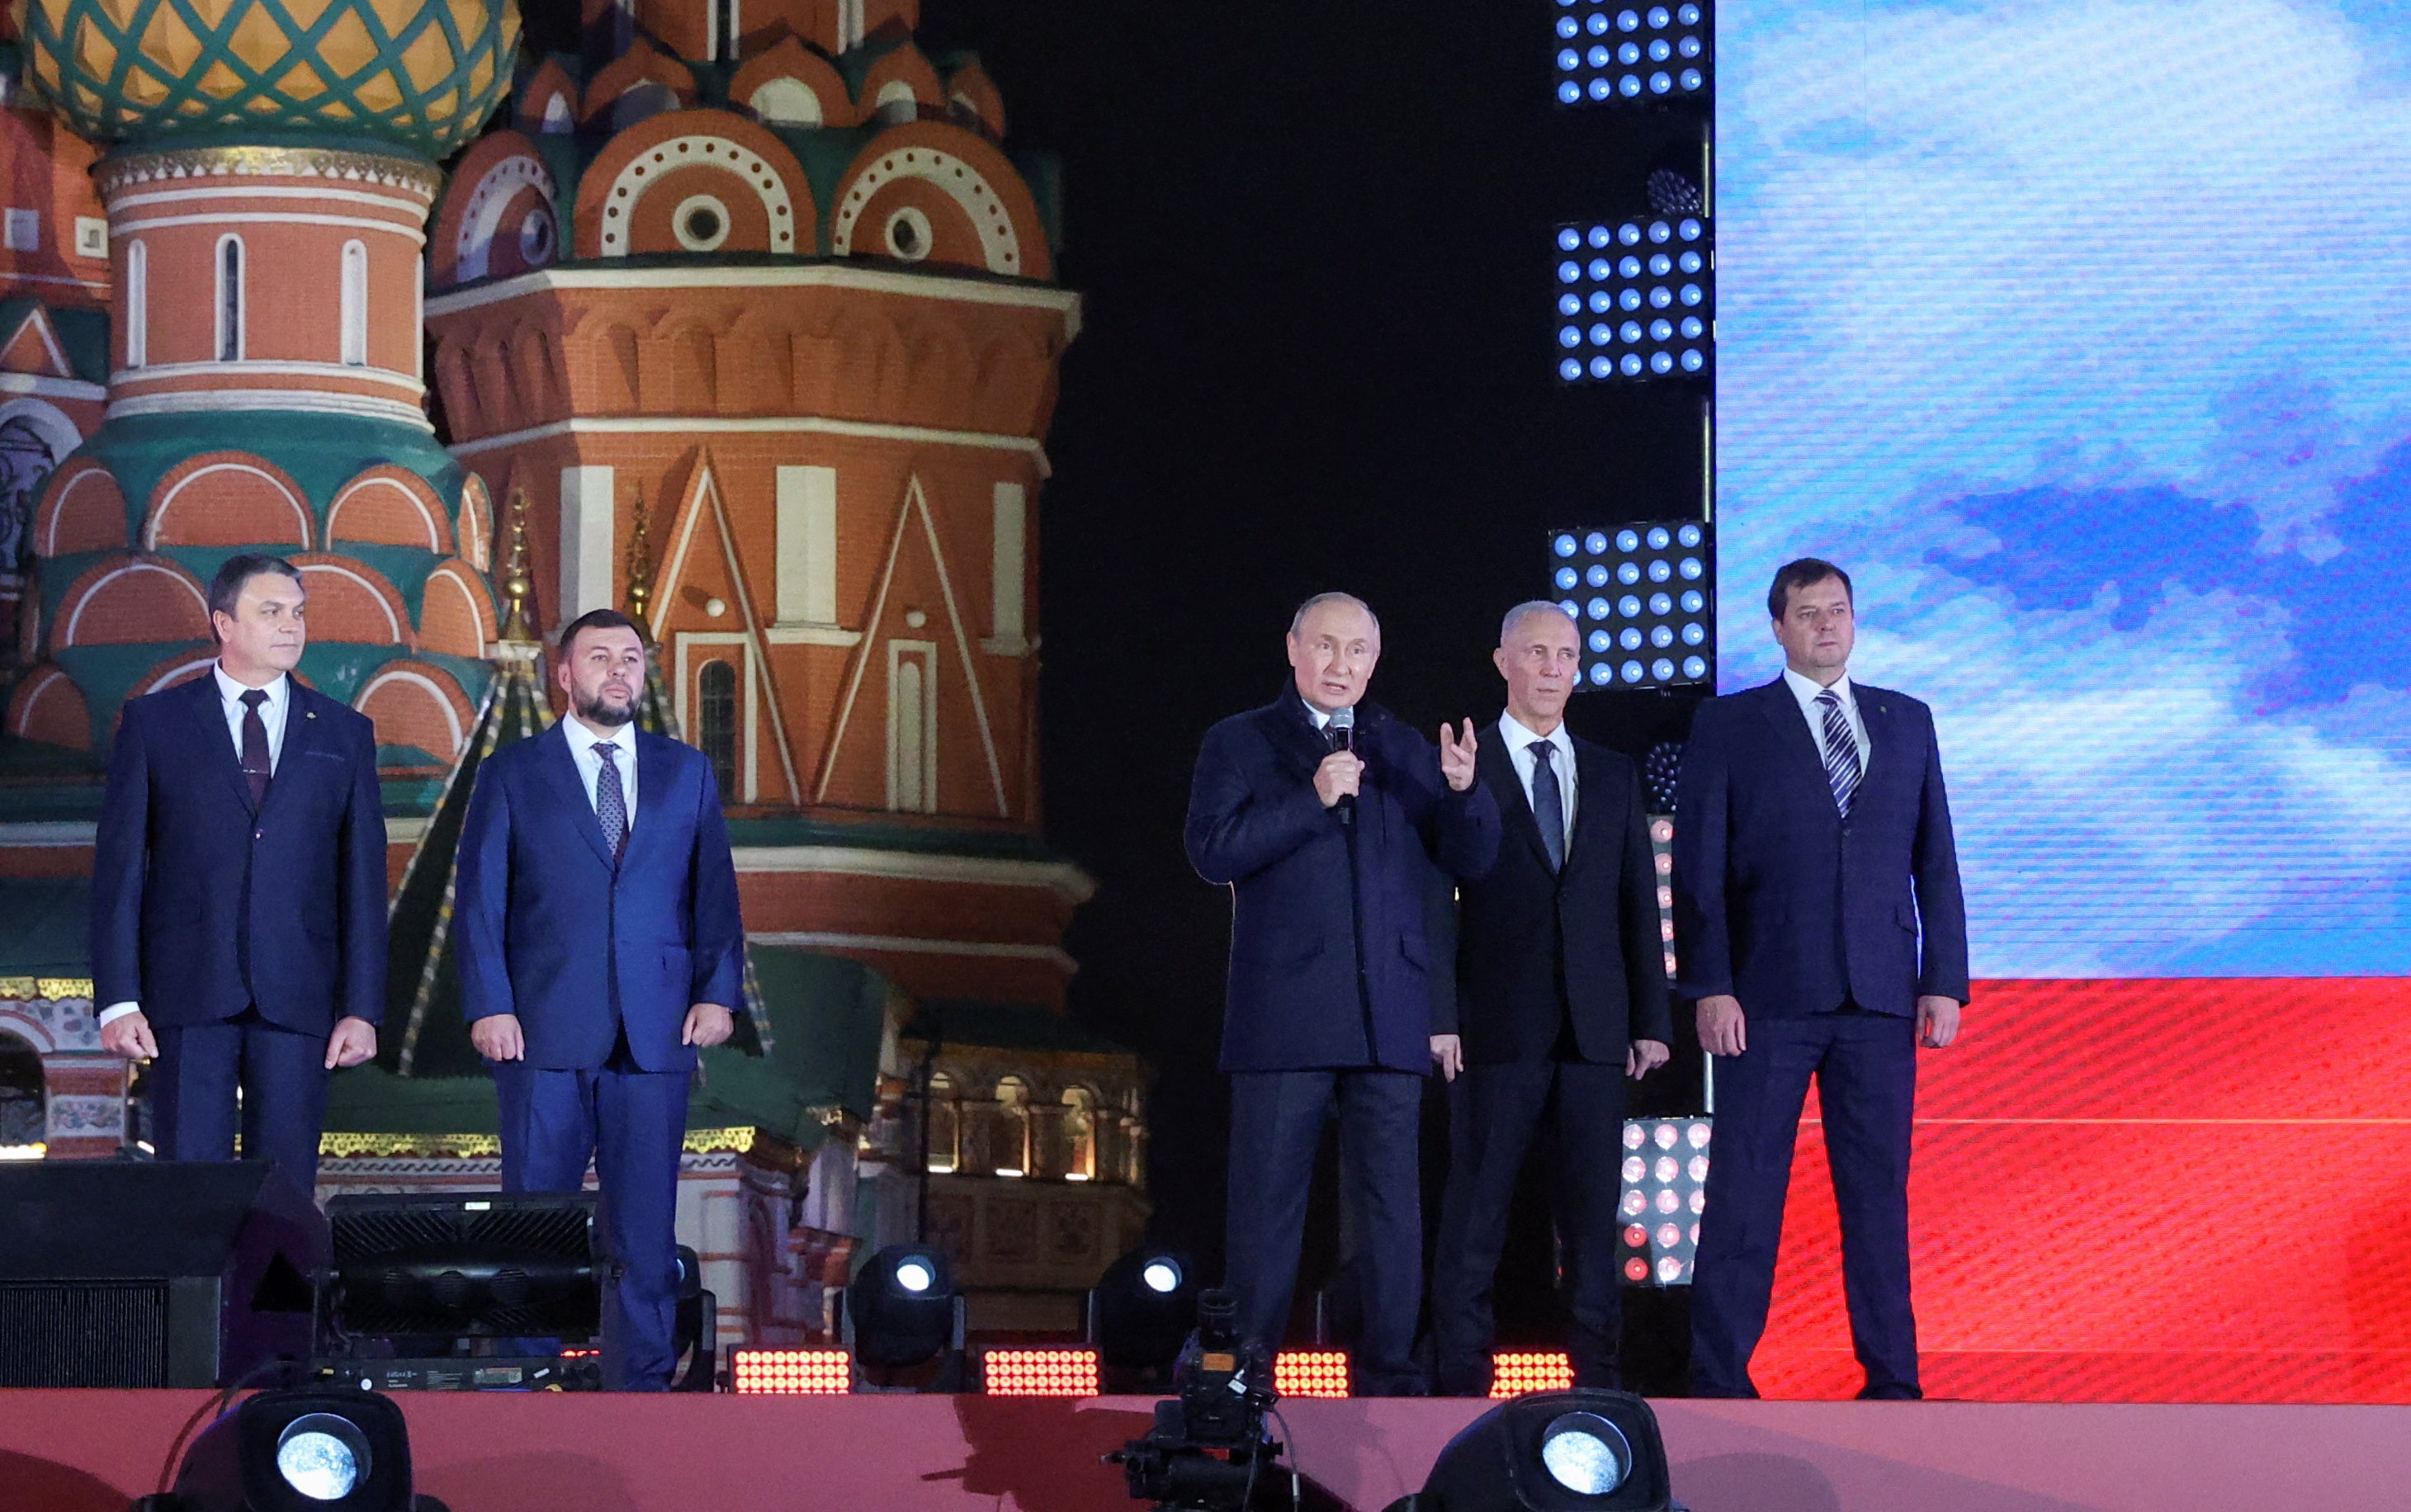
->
xmin=1185 ymin=591 xmax=1498 ymax=1393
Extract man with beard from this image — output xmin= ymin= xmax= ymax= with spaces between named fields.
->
xmin=456 ymin=607 xmax=745 ymax=1390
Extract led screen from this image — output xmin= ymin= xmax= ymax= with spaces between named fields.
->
xmin=1715 ymin=0 xmax=2411 ymax=977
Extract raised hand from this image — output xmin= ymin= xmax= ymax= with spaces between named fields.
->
xmin=1438 ymin=720 xmax=1480 ymax=791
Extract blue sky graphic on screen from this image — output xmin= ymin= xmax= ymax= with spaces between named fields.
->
xmin=1714 ymin=0 xmax=2411 ymax=978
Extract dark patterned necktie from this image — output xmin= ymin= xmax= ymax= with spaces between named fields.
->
xmin=239 ymin=688 xmax=272 ymax=808
xmin=595 ymin=742 xmax=627 ymax=862
xmin=1529 ymin=740 xmax=1566 ymax=872
xmin=1817 ymin=687 xmax=1861 ymax=816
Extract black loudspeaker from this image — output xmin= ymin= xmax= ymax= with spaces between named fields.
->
xmin=0 ymin=1161 xmax=328 ymax=1388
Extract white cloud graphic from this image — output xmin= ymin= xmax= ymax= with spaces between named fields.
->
xmin=1718 ymin=0 xmax=2411 ymax=975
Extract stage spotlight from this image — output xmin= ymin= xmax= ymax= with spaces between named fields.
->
xmin=982 ymin=1347 xmax=1100 ymax=1396
xmin=1618 ymin=1118 xmax=1712 ymax=1286
xmin=844 ymin=1244 xmax=962 ymax=1373
xmin=1273 ymin=1350 xmax=1350 ymax=1399
xmin=730 ymin=1349 xmax=851 ymax=1394
xmin=1388 ymin=1388 xmax=1675 ymax=1511
xmin=1090 ymin=1246 xmax=1200 ymax=1373
xmin=152 ymin=1386 xmax=443 ymax=1512
xmin=1552 ymin=218 xmax=1712 ymax=384
xmin=1489 ymin=1351 xmax=1576 ymax=1399
xmin=1544 ymin=523 xmax=1714 ymax=689
xmin=1553 ymin=2 xmax=1711 ymax=108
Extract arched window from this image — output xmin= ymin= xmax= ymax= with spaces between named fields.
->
xmin=1061 ymin=1087 xmax=1097 ymax=1182
xmin=992 ymin=1075 xmax=1031 ymax=1177
xmin=922 ymin=1070 xmax=958 ymax=1174
xmin=0 ymin=1031 xmax=44 ymax=1150
xmin=339 ymin=241 xmax=368 ymax=366
xmin=874 ymin=78 xmax=919 ymax=125
xmin=697 ymin=659 xmax=737 ymax=797
xmin=215 ymin=235 xmax=243 ymax=362
xmin=125 ymin=239 xmax=147 ymax=369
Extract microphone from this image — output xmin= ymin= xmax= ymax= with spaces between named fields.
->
xmin=1328 ymin=706 xmax=1355 ymax=825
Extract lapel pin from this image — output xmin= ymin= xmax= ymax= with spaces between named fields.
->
xmin=305 ymin=711 xmax=316 ymax=720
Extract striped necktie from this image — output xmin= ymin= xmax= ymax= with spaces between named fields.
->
xmin=1816 ymin=687 xmax=1861 ymax=816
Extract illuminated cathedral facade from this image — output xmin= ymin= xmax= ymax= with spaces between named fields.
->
xmin=0 ymin=0 xmax=1141 ymax=1340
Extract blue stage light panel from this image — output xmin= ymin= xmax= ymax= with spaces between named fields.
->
xmin=1619 ymin=1117 xmax=1711 ymax=1286
xmin=1548 ymin=521 xmax=1715 ymax=689
xmin=1554 ymin=2 xmax=1712 ymax=107
xmin=1554 ymin=218 xmax=1713 ymax=384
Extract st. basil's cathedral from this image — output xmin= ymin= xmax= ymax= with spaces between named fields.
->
xmin=0 ymin=0 xmax=1143 ymax=1347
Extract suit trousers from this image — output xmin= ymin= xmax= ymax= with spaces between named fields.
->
xmin=1689 ymin=1009 xmax=1919 ymax=1399
xmin=1225 ymin=1068 xmax=1424 ymax=1393
xmin=494 ymin=1056 xmax=691 ymax=1392
xmin=1430 ymin=1058 xmax=1629 ymax=1395
xmin=151 ymin=1007 xmax=329 ymax=1188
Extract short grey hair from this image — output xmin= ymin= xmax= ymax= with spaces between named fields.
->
xmin=1288 ymin=591 xmax=1381 ymax=639
xmin=1499 ymin=599 xmax=1577 ymax=646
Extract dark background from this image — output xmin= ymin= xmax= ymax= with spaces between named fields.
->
xmin=909 ymin=0 xmax=1716 ymax=1311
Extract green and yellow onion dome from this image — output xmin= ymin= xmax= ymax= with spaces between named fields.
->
xmin=12 ymin=0 xmax=518 ymax=158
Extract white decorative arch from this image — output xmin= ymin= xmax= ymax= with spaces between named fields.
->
xmin=831 ymin=147 xmax=1023 ymax=276
xmin=145 ymin=461 xmax=310 ymax=549
xmin=8 ymin=668 xmax=74 ymax=742
xmin=296 ymin=561 xmax=404 ymax=640
xmin=61 ymin=560 xmax=208 ymax=645
xmin=423 ymin=563 xmax=491 ymax=645
xmin=599 ymin=136 xmax=797 ymax=257
xmin=327 ymin=475 xmax=443 ymax=550
xmin=356 ymin=666 xmax=466 ymax=755
xmin=38 ymin=466 xmax=121 ymax=556
xmin=0 ymin=397 xmax=82 ymax=462
xmin=0 ymin=1008 xmax=58 ymax=1054
xmin=141 ymin=654 xmax=218 ymax=693
xmin=749 ymin=78 xmax=823 ymax=126
xmin=455 ymin=154 xmax=560 ymax=282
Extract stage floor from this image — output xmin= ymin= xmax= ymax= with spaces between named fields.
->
xmin=6 ymin=1390 xmax=2409 ymax=1511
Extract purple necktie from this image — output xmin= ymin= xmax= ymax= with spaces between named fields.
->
xmin=239 ymin=688 xmax=271 ymax=808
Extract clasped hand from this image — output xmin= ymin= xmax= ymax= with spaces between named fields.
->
xmin=1694 ymin=994 xmax=1963 ymax=1056
xmin=470 ymin=1003 xmax=736 ymax=1061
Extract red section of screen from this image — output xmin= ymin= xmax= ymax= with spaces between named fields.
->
xmin=1744 ymin=977 xmax=2411 ymax=1402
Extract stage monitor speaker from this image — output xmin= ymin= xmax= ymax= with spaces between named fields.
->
xmin=0 ymin=1160 xmax=327 ymax=1388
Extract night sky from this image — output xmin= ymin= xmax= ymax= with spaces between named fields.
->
xmin=915 ymin=1 xmax=1709 ymax=1271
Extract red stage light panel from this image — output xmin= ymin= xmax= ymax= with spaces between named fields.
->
xmin=1274 ymin=1350 xmax=1350 ymax=1398
xmin=1490 ymin=1351 xmax=1575 ymax=1397
xmin=730 ymin=1349 xmax=851 ymax=1395
xmin=981 ymin=1348 xmax=1100 ymax=1397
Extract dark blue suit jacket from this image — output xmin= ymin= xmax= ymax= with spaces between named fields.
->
xmin=90 ymin=672 xmax=387 ymax=1033
xmin=455 ymin=721 xmax=745 ymax=1073
xmin=1186 ymin=690 xmax=1500 ymax=1074
xmin=1671 ymin=678 xmax=1969 ymax=1018
xmin=1440 ymin=730 xmax=1672 ymax=1064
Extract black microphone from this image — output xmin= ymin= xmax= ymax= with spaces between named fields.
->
xmin=1328 ymin=706 xmax=1355 ymax=825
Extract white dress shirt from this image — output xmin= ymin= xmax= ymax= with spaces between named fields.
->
xmin=101 ymin=664 xmax=293 ymax=1028
xmin=1783 ymin=666 xmax=1872 ymax=771
xmin=214 ymin=664 xmax=290 ymax=774
xmin=562 ymin=714 xmax=638 ymax=827
xmin=1498 ymin=711 xmax=1577 ymax=853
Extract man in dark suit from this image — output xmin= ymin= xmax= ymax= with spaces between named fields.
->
xmin=92 ymin=554 xmax=386 ymax=1186
xmin=1185 ymin=592 xmax=1498 ymax=1393
xmin=1674 ymin=558 xmax=1969 ymax=1401
xmin=1429 ymin=602 xmax=1671 ymax=1396
xmin=456 ymin=607 xmax=745 ymax=1391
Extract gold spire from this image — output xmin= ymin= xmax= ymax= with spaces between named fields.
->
xmin=499 ymin=486 xmax=537 ymax=645
xmin=625 ymin=488 xmax=655 ymax=645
